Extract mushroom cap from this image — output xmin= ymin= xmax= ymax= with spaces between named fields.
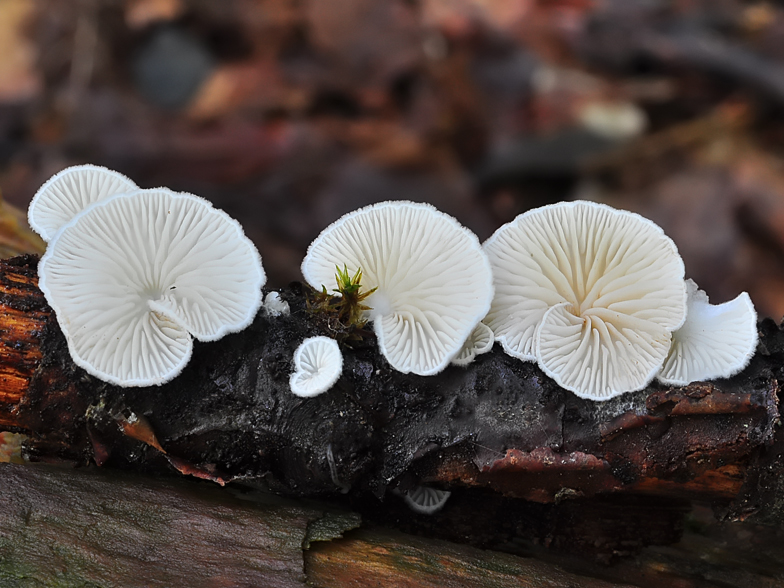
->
xmin=484 ymin=200 xmax=686 ymax=400
xmin=302 ymin=201 xmax=493 ymax=376
xmin=289 ymin=336 xmax=343 ymax=397
xmin=28 ymin=164 xmax=138 ymax=242
xmin=657 ymin=279 xmax=758 ymax=386
xmin=38 ymin=188 xmax=265 ymax=387
xmin=452 ymin=322 xmax=494 ymax=366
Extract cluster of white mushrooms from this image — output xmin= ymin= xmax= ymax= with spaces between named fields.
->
xmin=28 ymin=166 xmax=758 ymax=403
xmin=28 ymin=165 xmax=265 ymax=387
xmin=299 ymin=199 xmax=757 ymax=401
xmin=484 ymin=201 xmax=758 ymax=399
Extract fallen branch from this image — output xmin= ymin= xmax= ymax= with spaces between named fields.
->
xmin=1 ymin=254 xmax=782 ymax=560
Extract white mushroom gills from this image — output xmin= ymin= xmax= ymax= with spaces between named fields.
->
xmin=301 ymin=201 xmax=494 ymax=376
xmin=658 ymin=279 xmax=757 ymax=386
xmin=400 ymin=485 xmax=452 ymax=515
xmin=28 ymin=164 xmax=138 ymax=242
xmin=484 ymin=200 xmax=687 ymax=401
xmin=289 ymin=336 xmax=343 ymax=397
xmin=37 ymin=188 xmax=265 ymax=387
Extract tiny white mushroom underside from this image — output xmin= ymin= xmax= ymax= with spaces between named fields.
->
xmin=302 ymin=200 xmax=494 ymax=376
xmin=452 ymin=322 xmax=494 ymax=366
xmin=28 ymin=164 xmax=138 ymax=242
xmin=657 ymin=279 xmax=758 ymax=386
xmin=400 ymin=485 xmax=452 ymax=515
xmin=290 ymin=336 xmax=343 ymax=398
xmin=38 ymin=188 xmax=265 ymax=387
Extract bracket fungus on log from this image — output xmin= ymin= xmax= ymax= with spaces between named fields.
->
xmin=0 ymin=255 xmax=783 ymax=566
xmin=301 ymin=200 xmax=494 ymax=376
xmin=658 ymin=279 xmax=758 ymax=386
xmin=483 ymin=200 xmax=687 ymax=401
xmin=27 ymin=164 xmax=138 ymax=242
xmin=37 ymin=188 xmax=265 ymax=387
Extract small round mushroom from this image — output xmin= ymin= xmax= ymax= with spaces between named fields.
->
xmin=399 ymin=485 xmax=452 ymax=515
xmin=658 ymin=279 xmax=758 ymax=386
xmin=302 ymin=201 xmax=493 ymax=376
xmin=289 ymin=336 xmax=343 ymax=398
xmin=38 ymin=188 xmax=265 ymax=387
xmin=28 ymin=164 xmax=138 ymax=242
xmin=484 ymin=200 xmax=686 ymax=400
xmin=451 ymin=322 xmax=494 ymax=366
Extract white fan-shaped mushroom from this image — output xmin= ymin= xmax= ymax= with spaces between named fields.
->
xmin=452 ymin=322 xmax=494 ymax=366
xmin=28 ymin=165 xmax=137 ymax=242
xmin=658 ymin=279 xmax=758 ymax=386
xmin=38 ymin=188 xmax=265 ymax=387
xmin=289 ymin=336 xmax=343 ymax=397
xmin=484 ymin=200 xmax=686 ymax=400
xmin=302 ymin=201 xmax=493 ymax=376
xmin=400 ymin=485 xmax=452 ymax=515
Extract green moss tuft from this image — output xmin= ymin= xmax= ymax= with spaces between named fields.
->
xmin=306 ymin=265 xmax=377 ymax=344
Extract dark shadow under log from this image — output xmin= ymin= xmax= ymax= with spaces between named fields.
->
xmin=1 ymin=254 xmax=783 ymax=563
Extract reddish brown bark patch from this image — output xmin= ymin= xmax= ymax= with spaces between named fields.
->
xmin=477 ymin=447 xmax=623 ymax=502
xmin=0 ymin=255 xmax=49 ymax=429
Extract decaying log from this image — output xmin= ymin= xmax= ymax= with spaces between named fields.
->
xmin=0 ymin=462 xmax=328 ymax=587
xmin=7 ymin=462 xmax=784 ymax=587
xmin=2 ymin=462 xmax=648 ymax=588
xmin=305 ymin=527 xmax=637 ymax=588
xmin=0 ymin=254 xmax=783 ymax=562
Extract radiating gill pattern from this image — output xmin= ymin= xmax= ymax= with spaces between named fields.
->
xmin=302 ymin=201 xmax=493 ymax=376
xmin=485 ymin=201 xmax=686 ymax=400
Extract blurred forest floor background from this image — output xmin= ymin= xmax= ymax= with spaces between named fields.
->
xmin=2 ymin=0 xmax=784 ymax=318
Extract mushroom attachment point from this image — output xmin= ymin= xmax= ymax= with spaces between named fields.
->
xmin=289 ymin=336 xmax=343 ymax=398
xmin=302 ymin=201 xmax=493 ymax=376
xmin=658 ymin=279 xmax=758 ymax=386
xmin=452 ymin=322 xmax=494 ymax=366
xmin=483 ymin=200 xmax=686 ymax=401
xmin=263 ymin=291 xmax=290 ymax=317
xmin=28 ymin=164 xmax=137 ymax=242
xmin=38 ymin=188 xmax=265 ymax=387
